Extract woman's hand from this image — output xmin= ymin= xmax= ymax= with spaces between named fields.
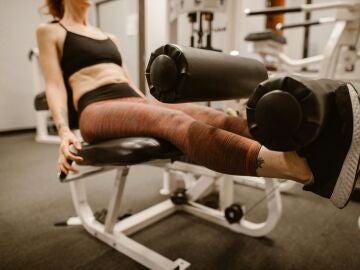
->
xmin=58 ymin=130 xmax=84 ymax=175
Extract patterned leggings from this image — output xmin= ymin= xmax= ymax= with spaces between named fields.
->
xmin=79 ymin=97 xmax=262 ymax=176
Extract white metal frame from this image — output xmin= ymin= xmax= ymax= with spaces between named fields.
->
xmin=160 ymin=170 xmax=297 ymax=195
xmin=246 ymin=1 xmax=360 ymax=79
xmin=167 ymin=0 xmax=238 ymax=52
xmin=233 ymin=176 xmax=297 ymax=193
xmin=64 ymin=160 xmax=282 ymax=269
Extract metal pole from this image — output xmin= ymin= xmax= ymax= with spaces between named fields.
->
xmin=303 ymin=0 xmax=312 ymax=59
xmin=138 ymin=0 xmax=146 ymax=92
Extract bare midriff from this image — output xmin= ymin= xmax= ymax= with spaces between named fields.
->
xmin=68 ymin=63 xmax=144 ymax=110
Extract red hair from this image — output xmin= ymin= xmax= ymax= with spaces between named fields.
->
xmin=42 ymin=0 xmax=64 ymax=19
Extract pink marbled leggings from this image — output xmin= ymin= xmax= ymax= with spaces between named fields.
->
xmin=79 ymin=97 xmax=262 ymax=176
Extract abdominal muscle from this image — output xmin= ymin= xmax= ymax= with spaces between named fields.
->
xmin=69 ymin=63 xmax=144 ymax=110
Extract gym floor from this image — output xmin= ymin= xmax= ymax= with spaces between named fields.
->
xmin=1 ymin=132 xmax=359 ymax=270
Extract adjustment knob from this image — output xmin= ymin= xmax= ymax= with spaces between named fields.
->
xmin=170 ymin=188 xmax=188 ymax=205
xmin=224 ymin=203 xmax=243 ymax=224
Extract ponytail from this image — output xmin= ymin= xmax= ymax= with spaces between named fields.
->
xmin=41 ymin=0 xmax=64 ymax=19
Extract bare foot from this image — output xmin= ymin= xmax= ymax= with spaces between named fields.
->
xmin=256 ymin=146 xmax=312 ymax=183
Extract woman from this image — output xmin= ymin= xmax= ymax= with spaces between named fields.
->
xmin=37 ymin=0 xmax=359 ymax=208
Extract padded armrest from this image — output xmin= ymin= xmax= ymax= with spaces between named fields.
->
xmin=34 ymin=91 xmax=79 ymax=129
xmin=245 ymin=31 xmax=287 ymax=45
xmin=34 ymin=92 xmax=49 ymax=111
xmin=74 ymin=137 xmax=184 ymax=166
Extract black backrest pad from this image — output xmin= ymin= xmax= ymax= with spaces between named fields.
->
xmin=146 ymin=44 xmax=268 ymax=103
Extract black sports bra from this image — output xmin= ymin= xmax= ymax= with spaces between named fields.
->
xmin=58 ymin=22 xmax=123 ymax=82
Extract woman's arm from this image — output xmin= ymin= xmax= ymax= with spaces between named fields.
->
xmin=37 ymin=24 xmax=69 ymax=136
xmin=36 ymin=24 xmax=83 ymax=174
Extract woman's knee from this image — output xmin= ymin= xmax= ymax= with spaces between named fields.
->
xmin=166 ymin=110 xmax=194 ymax=124
xmin=159 ymin=111 xmax=194 ymax=137
xmin=79 ymin=121 xmax=98 ymax=143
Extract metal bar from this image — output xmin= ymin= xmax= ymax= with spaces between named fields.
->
xmin=104 ymin=168 xmax=130 ymax=233
xmin=234 ymin=176 xmax=297 ymax=193
xmin=186 ymin=176 xmax=215 ymax=201
xmin=245 ymin=6 xmax=302 ymax=16
xmin=69 ymin=180 xmax=99 ymax=231
xmin=60 ymin=167 xmax=115 ymax=183
xmin=318 ymin=20 xmax=347 ymax=77
xmin=218 ymin=175 xmax=234 ymax=211
xmin=245 ymin=1 xmax=358 ymax=16
xmin=138 ymin=0 xmax=146 ymax=92
xmin=278 ymin=52 xmax=324 ymax=67
xmin=303 ymin=0 xmax=313 ymax=61
xmin=113 ymin=233 xmax=190 ymax=269
xmin=280 ymin=20 xmax=319 ymax=29
xmin=114 ymin=200 xmax=177 ymax=235
xmin=302 ymin=2 xmax=358 ymax=12
xmin=277 ymin=17 xmax=336 ymax=30
xmin=166 ymin=162 xmax=221 ymax=178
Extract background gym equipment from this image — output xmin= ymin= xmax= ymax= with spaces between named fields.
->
xmin=168 ymin=0 xmax=234 ymax=52
xmin=244 ymin=0 xmax=360 ymax=79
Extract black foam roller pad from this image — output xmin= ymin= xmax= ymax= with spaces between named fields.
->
xmin=247 ymin=76 xmax=343 ymax=151
xmin=146 ymin=44 xmax=268 ymax=103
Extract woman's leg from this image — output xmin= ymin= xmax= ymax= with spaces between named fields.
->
xmin=79 ymin=98 xmax=312 ymax=182
xmin=154 ymin=101 xmax=312 ymax=182
xmin=148 ymin=99 xmax=252 ymax=137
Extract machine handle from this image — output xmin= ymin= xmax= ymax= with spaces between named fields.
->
xmin=245 ymin=6 xmax=302 ymax=16
xmin=277 ymin=21 xmax=319 ymax=30
xmin=276 ymin=17 xmax=336 ymax=30
xmin=245 ymin=2 xmax=357 ymax=16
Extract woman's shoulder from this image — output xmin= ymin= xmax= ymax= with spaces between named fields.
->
xmin=36 ymin=22 xmax=58 ymax=32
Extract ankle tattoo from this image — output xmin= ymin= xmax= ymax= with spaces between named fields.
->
xmin=256 ymin=157 xmax=265 ymax=169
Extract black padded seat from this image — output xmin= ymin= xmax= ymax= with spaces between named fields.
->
xmin=245 ymin=31 xmax=287 ymax=45
xmin=34 ymin=91 xmax=49 ymax=111
xmin=76 ymin=137 xmax=184 ymax=167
